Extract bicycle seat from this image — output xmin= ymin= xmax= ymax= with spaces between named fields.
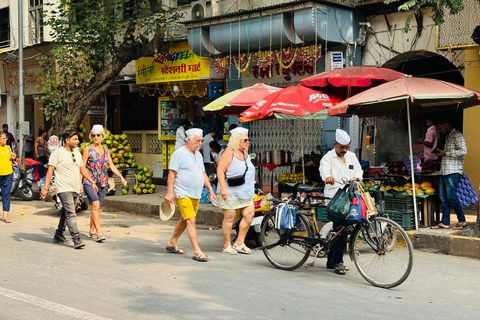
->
xmin=297 ymin=184 xmax=320 ymax=193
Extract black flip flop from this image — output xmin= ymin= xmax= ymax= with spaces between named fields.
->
xmin=334 ymin=263 xmax=347 ymax=275
xmin=453 ymin=224 xmax=467 ymax=230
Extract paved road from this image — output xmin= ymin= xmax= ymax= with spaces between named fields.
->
xmin=0 ymin=198 xmax=479 ymax=320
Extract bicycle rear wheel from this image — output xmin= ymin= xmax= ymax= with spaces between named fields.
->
xmin=350 ymin=216 xmax=413 ymax=288
xmin=260 ymin=214 xmax=313 ymax=271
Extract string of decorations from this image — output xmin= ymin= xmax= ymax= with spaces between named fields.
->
xmin=138 ymin=82 xmax=208 ymax=98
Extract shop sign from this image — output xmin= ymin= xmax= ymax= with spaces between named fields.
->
xmin=135 ymin=42 xmax=210 ymax=84
xmin=330 ymin=52 xmax=343 ymax=70
xmin=87 ymin=105 xmax=106 ymax=115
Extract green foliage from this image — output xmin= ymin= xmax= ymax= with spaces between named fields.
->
xmin=36 ymin=0 xmax=176 ymax=119
xmin=384 ymin=0 xmax=478 ymax=31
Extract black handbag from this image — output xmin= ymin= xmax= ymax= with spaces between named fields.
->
xmin=226 ymin=152 xmax=249 ymax=187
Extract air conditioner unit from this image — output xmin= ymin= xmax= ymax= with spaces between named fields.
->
xmin=190 ymin=0 xmax=212 ymax=20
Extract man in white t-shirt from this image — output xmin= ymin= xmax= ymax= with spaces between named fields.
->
xmin=40 ymin=130 xmax=97 ymax=249
xmin=175 ymin=120 xmax=191 ymax=150
xmin=165 ymin=128 xmax=216 ymax=262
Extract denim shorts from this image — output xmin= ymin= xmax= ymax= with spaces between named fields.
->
xmin=84 ymin=183 xmax=106 ymax=205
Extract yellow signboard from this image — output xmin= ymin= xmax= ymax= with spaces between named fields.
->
xmin=135 ymin=42 xmax=210 ymax=84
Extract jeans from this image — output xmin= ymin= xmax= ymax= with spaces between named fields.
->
xmin=327 ymin=223 xmax=350 ymax=267
xmin=0 ymin=173 xmax=13 ymax=211
xmin=56 ymin=192 xmax=81 ymax=242
xmin=439 ymin=173 xmax=465 ymax=226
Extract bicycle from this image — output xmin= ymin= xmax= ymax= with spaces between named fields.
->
xmin=259 ymin=177 xmax=413 ymax=289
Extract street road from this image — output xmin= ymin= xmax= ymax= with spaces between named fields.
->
xmin=0 ymin=198 xmax=479 ymax=320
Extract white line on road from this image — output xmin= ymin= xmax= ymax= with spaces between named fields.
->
xmin=0 ymin=286 xmax=114 ymax=320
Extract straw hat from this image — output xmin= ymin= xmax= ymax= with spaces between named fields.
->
xmin=159 ymin=200 xmax=175 ymax=221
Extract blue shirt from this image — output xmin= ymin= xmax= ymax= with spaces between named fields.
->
xmin=169 ymin=147 xmax=205 ymax=199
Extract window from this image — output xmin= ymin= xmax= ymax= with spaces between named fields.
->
xmin=177 ymin=0 xmax=193 ymax=6
xmin=0 ymin=7 xmax=10 ymax=48
xmin=29 ymin=0 xmax=43 ymax=44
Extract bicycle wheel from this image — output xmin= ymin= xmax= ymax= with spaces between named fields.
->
xmin=350 ymin=216 xmax=413 ymax=288
xmin=260 ymin=214 xmax=313 ymax=271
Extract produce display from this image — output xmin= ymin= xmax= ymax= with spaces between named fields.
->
xmin=383 ymin=181 xmax=435 ymax=197
xmin=420 ymin=161 xmax=441 ymax=174
xmin=387 ymin=161 xmax=407 ymax=175
xmin=278 ymin=173 xmax=307 ymax=184
xmin=133 ymin=165 xmax=157 ymax=195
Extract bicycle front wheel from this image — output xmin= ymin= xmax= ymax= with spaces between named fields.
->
xmin=260 ymin=214 xmax=313 ymax=271
xmin=350 ymin=216 xmax=413 ymax=289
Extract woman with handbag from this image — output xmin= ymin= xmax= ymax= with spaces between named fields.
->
xmin=82 ymin=125 xmax=127 ymax=242
xmin=216 ymin=127 xmax=255 ymax=255
xmin=0 ymin=132 xmax=16 ymax=223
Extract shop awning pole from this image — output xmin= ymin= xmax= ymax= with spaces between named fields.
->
xmin=300 ymin=119 xmax=305 ymax=184
xmin=406 ymin=99 xmax=419 ymax=230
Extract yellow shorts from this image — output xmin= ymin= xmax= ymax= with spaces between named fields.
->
xmin=174 ymin=197 xmax=200 ymax=220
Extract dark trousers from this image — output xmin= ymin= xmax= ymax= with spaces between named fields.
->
xmin=56 ymin=192 xmax=81 ymax=242
xmin=37 ymin=155 xmax=48 ymax=178
xmin=439 ymin=173 xmax=465 ymax=226
xmin=0 ymin=173 xmax=13 ymax=211
xmin=327 ymin=223 xmax=350 ymax=267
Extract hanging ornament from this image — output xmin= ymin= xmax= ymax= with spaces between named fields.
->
xmin=213 ymin=57 xmax=230 ymax=76
xmin=297 ymin=44 xmax=322 ymax=67
xmin=252 ymin=51 xmax=275 ymax=70
xmin=275 ymin=48 xmax=298 ymax=70
xmin=233 ymin=53 xmax=252 ymax=73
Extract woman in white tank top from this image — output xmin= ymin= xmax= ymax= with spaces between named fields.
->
xmin=216 ymin=128 xmax=255 ymax=255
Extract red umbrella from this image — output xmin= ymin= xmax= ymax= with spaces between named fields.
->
xmin=301 ymin=66 xmax=407 ymax=98
xmin=238 ymin=85 xmax=343 ymax=122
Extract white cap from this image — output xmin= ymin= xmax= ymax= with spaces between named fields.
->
xmin=230 ymin=127 xmax=249 ymax=135
xmin=91 ymin=125 xmax=104 ymax=133
xmin=335 ymin=129 xmax=350 ymax=145
xmin=185 ymin=128 xmax=203 ymax=137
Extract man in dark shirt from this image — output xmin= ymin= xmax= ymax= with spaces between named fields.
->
xmin=2 ymin=124 xmax=16 ymax=150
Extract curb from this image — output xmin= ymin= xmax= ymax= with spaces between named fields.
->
xmin=410 ymin=230 xmax=480 ymax=259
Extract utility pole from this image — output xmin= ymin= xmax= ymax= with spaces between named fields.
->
xmin=18 ymin=0 xmax=25 ymax=168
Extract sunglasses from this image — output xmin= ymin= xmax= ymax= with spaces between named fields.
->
xmin=91 ymin=134 xmax=102 ymax=138
xmin=72 ymin=153 xmax=76 ymax=163
xmin=242 ymin=139 xmax=250 ymax=143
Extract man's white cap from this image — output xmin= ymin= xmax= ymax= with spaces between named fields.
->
xmin=185 ymin=128 xmax=203 ymax=137
xmin=91 ymin=124 xmax=104 ymax=133
xmin=230 ymin=127 xmax=248 ymax=135
xmin=335 ymin=129 xmax=350 ymax=145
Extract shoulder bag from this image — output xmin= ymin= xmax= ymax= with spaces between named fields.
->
xmin=226 ymin=150 xmax=248 ymax=187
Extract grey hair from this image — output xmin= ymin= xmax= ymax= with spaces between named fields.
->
xmin=186 ymin=135 xmax=201 ymax=141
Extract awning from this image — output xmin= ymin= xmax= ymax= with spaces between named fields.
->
xmin=186 ymin=3 xmax=363 ymax=57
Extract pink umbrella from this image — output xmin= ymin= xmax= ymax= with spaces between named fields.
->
xmin=301 ymin=66 xmax=407 ymax=98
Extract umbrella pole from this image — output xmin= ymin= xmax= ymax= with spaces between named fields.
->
xmin=406 ymin=99 xmax=419 ymax=231
xmin=301 ymin=119 xmax=305 ymax=184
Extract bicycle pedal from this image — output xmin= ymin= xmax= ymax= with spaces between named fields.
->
xmin=305 ymin=262 xmax=314 ymax=268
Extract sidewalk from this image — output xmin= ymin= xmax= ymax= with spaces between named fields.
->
xmin=102 ymin=187 xmax=480 ymax=259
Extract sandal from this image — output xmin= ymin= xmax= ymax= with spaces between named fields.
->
xmin=96 ymin=235 xmax=106 ymax=242
xmin=334 ymin=263 xmax=347 ymax=275
xmin=88 ymin=233 xmax=98 ymax=239
xmin=192 ymin=251 xmax=208 ymax=262
xmin=222 ymin=246 xmax=238 ymax=255
xmin=166 ymin=245 xmax=184 ymax=254
xmin=327 ymin=264 xmax=349 ymax=271
xmin=453 ymin=223 xmax=467 ymax=230
xmin=431 ymin=224 xmax=450 ymax=229
xmin=2 ymin=218 xmax=11 ymax=223
xmin=232 ymin=243 xmax=252 ymax=254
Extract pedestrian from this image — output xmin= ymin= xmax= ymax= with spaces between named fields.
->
xmin=175 ymin=120 xmax=191 ymax=150
xmin=431 ymin=120 xmax=467 ymax=230
xmin=165 ymin=128 xmax=217 ymax=262
xmin=216 ymin=127 xmax=255 ymax=255
xmin=417 ymin=118 xmax=439 ymax=162
xmin=82 ymin=125 xmax=127 ymax=242
xmin=319 ymin=129 xmax=363 ymax=275
xmin=2 ymin=124 xmax=16 ymax=151
xmin=40 ymin=130 xmax=98 ymax=249
xmin=202 ymin=127 xmax=216 ymax=177
xmin=0 ymin=132 xmax=16 ymax=223
xmin=35 ymin=127 xmax=50 ymax=178
xmin=203 ymin=114 xmax=224 ymax=139
xmin=24 ymin=133 xmax=35 ymax=159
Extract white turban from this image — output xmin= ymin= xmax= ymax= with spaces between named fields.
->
xmin=185 ymin=128 xmax=203 ymax=137
xmin=335 ymin=129 xmax=350 ymax=145
xmin=230 ymin=127 xmax=248 ymax=135
xmin=91 ymin=125 xmax=104 ymax=133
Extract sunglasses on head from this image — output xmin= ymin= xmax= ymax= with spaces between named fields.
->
xmin=72 ymin=153 xmax=76 ymax=163
xmin=91 ymin=134 xmax=102 ymax=138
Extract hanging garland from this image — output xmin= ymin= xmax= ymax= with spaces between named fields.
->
xmin=297 ymin=44 xmax=322 ymax=66
xmin=252 ymin=51 xmax=275 ymax=70
xmin=232 ymin=53 xmax=252 ymax=73
xmin=213 ymin=57 xmax=230 ymax=76
xmin=275 ymin=48 xmax=298 ymax=70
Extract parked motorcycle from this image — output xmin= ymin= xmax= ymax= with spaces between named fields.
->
xmin=38 ymin=176 xmax=89 ymax=212
xmin=0 ymin=164 xmax=34 ymax=201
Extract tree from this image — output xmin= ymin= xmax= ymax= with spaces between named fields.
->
xmin=384 ymin=0 xmax=480 ymax=31
xmin=38 ymin=0 xmax=180 ymax=136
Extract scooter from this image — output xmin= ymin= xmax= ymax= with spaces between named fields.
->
xmin=0 ymin=164 xmax=35 ymax=201
xmin=38 ymin=176 xmax=89 ymax=212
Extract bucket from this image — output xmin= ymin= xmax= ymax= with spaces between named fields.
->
xmin=272 ymin=150 xmax=285 ymax=165
xmin=264 ymin=151 xmax=272 ymax=164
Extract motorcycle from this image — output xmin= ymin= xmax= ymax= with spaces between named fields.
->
xmin=38 ymin=176 xmax=89 ymax=212
xmin=0 ymin=164 xmax=35 ymax=201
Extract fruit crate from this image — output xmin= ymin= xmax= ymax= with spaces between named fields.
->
xmin=316 ymin=206 xmax=329 ymax=221
xmin=384 ymin=210 xmax=420 ymax=231
xmin=383 ymin=197 xmax=417 ymax=211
